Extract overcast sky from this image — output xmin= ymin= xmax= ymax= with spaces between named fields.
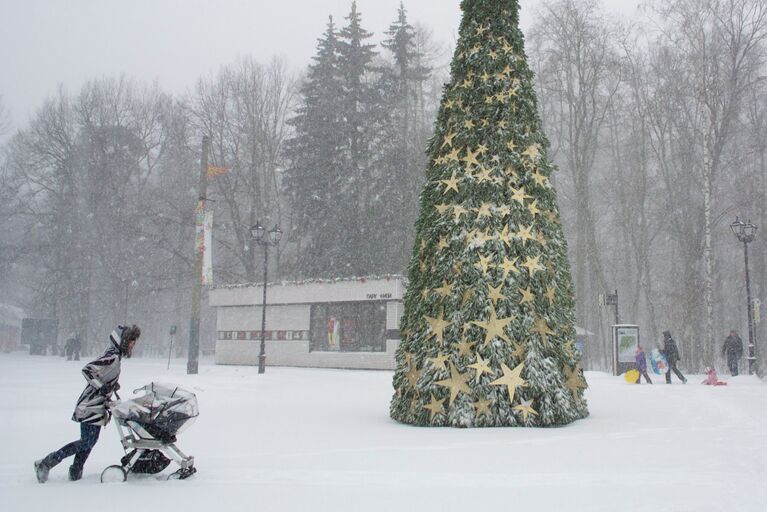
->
xmin=0 ymin=0 xmax=641 ymax=132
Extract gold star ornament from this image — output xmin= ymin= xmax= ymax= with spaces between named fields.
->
xmin=472 ymin=306 xmax=514 ymax=346
xmin=405 ymin=362 xmax=422 ymax=388
xmin=423 ymin=394 xmax=445 ymax=421
xmin=532 ymin=316 xmax=556 ymax=348
xmin=522 ymin=255 xmax=544 ymax=276
xmin=473 ymin=398 xmax=492 ymax=418
xmin=513 ymin=398 xmax=539 ymax=422
xmin=564 ymin=364 xmax=588 ymax=400
xmin=435 ymin=363 xmax=473 ymax=405
xmin=487 ymin=283 xmax=506 ymax=304
xmin=429 ymin=353 xmax=450 ymax=373
xmin=489 ymin=362 xmax=527 ymax=404
xmin=425 ymin=311 xmax=452 ymax=344
xmin=467 ymin=353 xmax=494 ymax=383
xmin=441 ymin=172 xmax=460 ymax=194
xmin=522 ymin=144 xmax=541 ymax=161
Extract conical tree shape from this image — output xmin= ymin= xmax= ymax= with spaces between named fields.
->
xmin=390 ymin=0 xmax=588 ymax=428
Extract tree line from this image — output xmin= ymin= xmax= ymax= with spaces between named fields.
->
xmin=1 ymin=0 xmax=766 ymax=373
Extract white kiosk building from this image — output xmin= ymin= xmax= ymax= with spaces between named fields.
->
xmin=209 ymin=275 xmax=404 ymax=370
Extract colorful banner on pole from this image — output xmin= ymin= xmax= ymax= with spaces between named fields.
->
xmin=207 ymin=165 xmax=229 ymax=179
xmin=195 ymin=200 xmax=213 ymax=285
xmin=202 ymin=211 xmax=213 ymax=285
xmin=195 ymin=200 xmax=205 ymax=254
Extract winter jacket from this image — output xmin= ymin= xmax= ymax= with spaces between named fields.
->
xmin=662 ymin=337 xmax=680 ymax=364
xmin=635 ymin=350 xmax=648 ymax=371
xmin=71 ymin=328 xmax=125 ymax=425
xmin=722 ymin=334 xmax=743 ymax=359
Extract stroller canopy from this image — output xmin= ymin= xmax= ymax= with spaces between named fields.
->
xmin=114 ymin=382 xmax=199 ymax=441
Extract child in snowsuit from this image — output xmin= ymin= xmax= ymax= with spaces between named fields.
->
xmin=34 ymin=325 xmax=140 ymax=483
xmin=702 ymin=367 xmax=727 ymax=386
xmin=634 ymin=345 xmax=653 ymax=384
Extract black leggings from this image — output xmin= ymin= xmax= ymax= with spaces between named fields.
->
xmin=43 ymin=423 xmax=101 ymax=471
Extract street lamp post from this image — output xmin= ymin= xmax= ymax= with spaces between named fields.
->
xmin=250 ymin=222 xmax=283 ymax=374
xmin=730 ymin=217 xmax=759 ymax=375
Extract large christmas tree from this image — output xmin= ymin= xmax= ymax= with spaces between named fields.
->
xmin=390 ymin=0 xmax=588 ymax=428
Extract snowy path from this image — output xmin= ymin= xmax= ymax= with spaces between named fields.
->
xmin=2 ymin=354 xmax=766 ymax=512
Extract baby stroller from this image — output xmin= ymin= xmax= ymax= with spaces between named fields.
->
xmin=100 ymin=382 xmax=199 ymax=482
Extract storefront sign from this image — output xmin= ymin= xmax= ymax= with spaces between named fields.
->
xmin=365 ymin=293 xmax=393 ymax=300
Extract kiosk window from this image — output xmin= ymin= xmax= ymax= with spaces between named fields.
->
xmin=310 ymin=302 xmax=387 ymax=352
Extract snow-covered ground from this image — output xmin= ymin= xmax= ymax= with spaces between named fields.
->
xmin=2 ymin=352 xmax=766 ymax=512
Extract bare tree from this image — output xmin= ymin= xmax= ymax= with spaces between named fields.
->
xmin=530 ymin=0 xmax=621 ymax=369
xmin=605 ymin=31 xmax=672 ymax=344
xmin=651 ymin=0 xmax=767 ymax=366
xmin=190 ymin=57 xmax=295 ymax=284
xmin=5 ymin=78 xmax=177 ymax=351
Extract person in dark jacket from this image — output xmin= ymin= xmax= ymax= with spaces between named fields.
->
xmin=63 ymin=333 xmax=81 ymax=361
xmin=34 ymin=325 xmax=141 ymax=483
xmin=722 ymin=330 xmax=743 ymax=376
xmin=63 ymin=336 xmax=73 ymax=360
xmin=71 ymin=333 xmax=81 ymax=361
xmin=634 ymin=345 xmax=653 ymax=384
xmin=661 ymin=330 xmax=687 ymax=384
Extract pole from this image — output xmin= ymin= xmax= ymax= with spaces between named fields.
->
xmin=613 ymin=289 xmax=619 ymax=326
xmin=258 ymin=244 xmax=269 ymax=374
xmin=187 ymin=135 xmax=209 ymax=375
xmin=744 ymin=241 xmax=756 ymax=375
xmin=167 ymin=332 xmax=174 ymax=370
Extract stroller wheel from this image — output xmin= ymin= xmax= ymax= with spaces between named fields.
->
xmin=100 ymin=465 xmax=127 ymax=483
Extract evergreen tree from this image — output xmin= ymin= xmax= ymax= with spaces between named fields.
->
xmin=390 ymin=0 xmax=588 ymax=427
xmin=335 ymin=1 xmax=380 ymax=276
xmin=382 ymin=3 xmax=430 ymax=93
xmin=284 ymin=17 xmax=345 ymax=277
xmin=375 ymin=3 xmax=432 ymax=273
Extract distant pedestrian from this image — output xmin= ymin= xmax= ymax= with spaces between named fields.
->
xmin=634 ymin=345 xmax=653 ymax=384
xmin=34 ymin=325 xmax=141 ymax=483
xmin=722 ymin=330 xmax=743 ymax=376
xmin=71 ymin=333 xmax=81 ymax=361
xmin=660 ymin=331 xmax=687 ymax=384
xmin=63 ymin=333 xmax=81 ymax=361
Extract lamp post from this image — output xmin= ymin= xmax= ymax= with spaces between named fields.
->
xmin=250 ymin=222 xmax=283 ymax=374
xmin=730 ymin=217 xmax=758 ymax=375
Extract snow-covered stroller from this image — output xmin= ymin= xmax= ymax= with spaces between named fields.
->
xmin=100 ymin=382 xmax=198 ymax=482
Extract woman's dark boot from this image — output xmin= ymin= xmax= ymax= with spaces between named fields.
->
xmin=34 ymin=459 xmax=51 ymax=483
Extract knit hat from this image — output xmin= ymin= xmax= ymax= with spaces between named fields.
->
xmin=110 ymin=324 xmax=141 ymax=357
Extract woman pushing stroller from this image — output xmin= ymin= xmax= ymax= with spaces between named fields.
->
xmin=34 ymin=325 xmax=141 ymax=483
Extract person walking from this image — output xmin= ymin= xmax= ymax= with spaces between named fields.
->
xmin=71 ymin=333 xmax=81 ymax=361
xmin=63 ymin=332 xmax=81 ymax=361
xmin=661 ymin=331 xmax=687 ymax=384
xmin=722 ymin=330 xmax=743 ymax=377
xmin=34 ymin=325 xmax=141 ymax=483
xmin=634 ymin=345 xmax=653 ymax=384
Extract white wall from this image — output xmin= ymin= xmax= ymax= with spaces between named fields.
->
xmin=214 ymin=339 xmax=401 ymax=370
xmin=211 ymin=277 xmax=406 ymax=370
